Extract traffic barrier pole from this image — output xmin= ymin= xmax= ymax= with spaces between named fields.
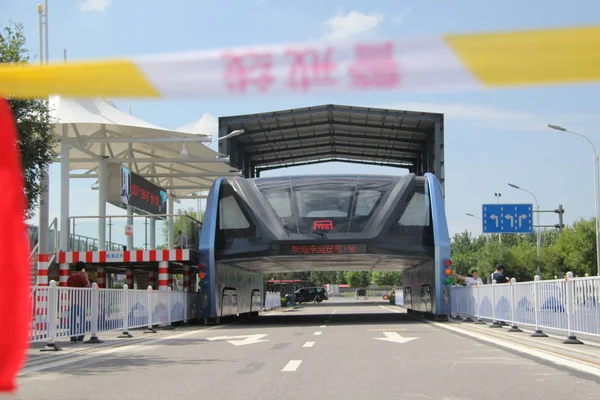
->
xmin=144 ymin=286 xmax=157 ymax=334
xmin=531 ymin=275 xmax=547 ymax=337
xmin=118 ymin=284 xmax=133 ymax=338
xmin=85 ymin=283 xmax=103 ymax=344
xmin=474 ymin=284 xmax=485 ymax=324
xmin=564 ymin=272 xmax=583 ymax=344
xmin=489 ymin=280 xmax=502 ymax=328
xmin=162 ymin=287 xmax=175 ymax=330
xmin=40 ymin=281 xmax=61 ymax=352
xmin=508 ymin=278 xmax=522 ymax=332
xmin=464 ymin=288 xmax=474 ymax=322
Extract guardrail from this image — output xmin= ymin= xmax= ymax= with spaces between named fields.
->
xmin=31 ymin=281 xmax=200 ymax=351
xmin=264 ymin=292 xmax=282 ymax=310
xmin=450 ymin=272 xmax=600 ymax=343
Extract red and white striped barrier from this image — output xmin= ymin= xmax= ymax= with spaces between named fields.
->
xmin=57 ymin=249 xmax=191 ymax=264
xmin=37 ymin=254 xmax=50 ymax=286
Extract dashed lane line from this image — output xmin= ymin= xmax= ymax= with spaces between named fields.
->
xmin=303 ymin=342 xmax=315 ymax=348
xmin=313 ymin=331 xmax=322 ymax=336
xmin=282 ymin=360 xmax=302 ymax=372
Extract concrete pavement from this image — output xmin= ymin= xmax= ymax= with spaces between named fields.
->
xmin=13 ymin=299 xmax=600 ymax=399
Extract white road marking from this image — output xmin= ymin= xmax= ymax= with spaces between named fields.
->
xmin=330 ymin=309 xmax=337 ymax=314
xmin=374 ymin=332 xmax=418 ymax=344
xmin=313 ymin=331 xmax=322 ymax=336
xmin=379 ymin=305 xmax=402 ymax=313
xmin=320 ymin=325 xmax=327 ymax=328
xmin=282 ymin=360 xmax=302 ymax=372
xmin=428 ymin=320 xmax=600 ymax=378
xmin=303 ymin=341 xmax=315 ymax=348
xmin=21 ymin=329 xmax=206 ymax=375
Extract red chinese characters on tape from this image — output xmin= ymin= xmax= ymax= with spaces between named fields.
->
xmin=220 ymin=41 xmax=400 ymax=94
xmin=285 ymin=47 xmax=336 ymax=91
xmin=222 ymin=52 xmax=275 ymax=94
xmin=348 ymin=42 xmax=400 ymax=89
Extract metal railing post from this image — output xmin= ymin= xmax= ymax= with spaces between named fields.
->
xmin=119 ymin=284 xmax=133 ymax=338
xmin=41 ymin=280 xmax=61 ymax=352
xmin=464 ymin=287 xmax=474 ymax=322
xmin=564 ymin=272 xmax=583 ymax=344
xmin=86 ymin=283 xmax=103 ymax=343
xmin=489 ymin=280 xmax=502 ymax=328
xmin=163 ymin=287 xmax=175 ymax=330
xmin=474 ymin=284 xmax=485 ymax=324
xmin=508 ymin=278 xmax=522 ymax=332
xmin=531 ymin=275 xmax=547 ymax=337
xmin=144 ymin=286 xmax=157 ymax=333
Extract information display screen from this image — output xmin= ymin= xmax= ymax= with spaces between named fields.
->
xmin=279 ymin=243 xmax=367 ymax=255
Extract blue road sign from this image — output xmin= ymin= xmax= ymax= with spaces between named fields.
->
xmin=482 ymin=203 xmax=533 ymax=234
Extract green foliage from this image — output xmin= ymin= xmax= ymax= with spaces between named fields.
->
xmin=371 ymin=271 xmax=403 ymax=287
xmin=346 ymin=271 xmax=371 ymax=288
xmin=450 ymin=217 xmax=598 ymax=281
xmin=160 ymin=207 xmax=202 ymax=246
xmin=1 ymin=22 xmax=56 ymax=218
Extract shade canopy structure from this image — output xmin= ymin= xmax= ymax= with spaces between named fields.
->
xmin=50 ymin=96 xmax=239 ymax=198
xmin=218 ymin=104 xmax=444 ymax=192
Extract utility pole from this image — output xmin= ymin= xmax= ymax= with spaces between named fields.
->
xmin=494 ymin=193 xmax=502 ymax=244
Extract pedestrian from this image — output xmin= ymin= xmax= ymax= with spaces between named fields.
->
xmin=67 ymin=262 xmax=90 ymax=343
xmin=492 ymin=264 xmax=510 ymax=284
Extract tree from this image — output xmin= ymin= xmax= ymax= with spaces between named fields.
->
xmin=346 ymin=271 xmax=370 ymax=288
xmin=160 ymin=207 xmax=202 ymax=248
xmin=1 ymin=22 xmax=55 ymax=218
xmin=371 ymin=271 xmax=403 ymax=287
xmin=554 ymin=218 xmax=597 ymax=277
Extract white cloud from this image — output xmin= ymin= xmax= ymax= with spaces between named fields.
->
xmin=176 ymin=113 xmax=219 ymax=140
xmin=379 ymin=101 xmax=600 ymax=134
xmin=323 ymin=11 xmax=384 ymax=40
xmin=79 ymin=0 xmax=113 ymax=13
xmin=392 ymin=8 xmax=413 ymax=25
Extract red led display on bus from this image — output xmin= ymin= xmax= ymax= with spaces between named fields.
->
xmin=313 ymin=220 xmax=334 ymax=231
xmin=280 ymin=244 xmax=367 ymax=255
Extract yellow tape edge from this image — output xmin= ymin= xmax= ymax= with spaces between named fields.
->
xmin=445 ymin=25 xmax=600 ymax=86
xmin=0 ymin=59 xmax=160 ymax=98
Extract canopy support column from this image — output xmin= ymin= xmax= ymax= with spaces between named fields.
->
xmin=60 ymin=125 xmax=70 ymax=251
xmin=149 ymin=216 xmax=156 ymax=249
xmin=127 ymin=143 xmax=134 ymax=250
xmin=168 ymin=195 xmax=174 ymax=249
xmin=98 ymin=157 xmax=107 ymax=251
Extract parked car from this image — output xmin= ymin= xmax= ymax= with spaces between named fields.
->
xmin=285 ymin=287 xmax=329 ymax=303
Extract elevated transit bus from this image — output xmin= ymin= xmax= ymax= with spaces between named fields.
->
xmin=197 ymin=173 xmax=451 ymax=322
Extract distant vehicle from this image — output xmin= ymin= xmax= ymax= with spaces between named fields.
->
xmin=285 ymin=287 xmax=328 ymax=303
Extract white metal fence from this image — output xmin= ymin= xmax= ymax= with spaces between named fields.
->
xmin=31 ymin=280 xmax=200 ymax=350
xmin=264 ymin=291 xmax=282 ymax=310
xmin=450 ymin=272 xmax=600 ymax=342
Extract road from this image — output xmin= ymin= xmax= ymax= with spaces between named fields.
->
xmin=14 ymin=299 xmax=600 ymax=399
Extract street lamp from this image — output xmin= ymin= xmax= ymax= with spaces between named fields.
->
xmin=548 ymin=123 xmax=600 ymax=277
xmin=508 ymin=183 xmax=541 ymax=276
xmin=210 ymin=129 xmax=245 ymax=145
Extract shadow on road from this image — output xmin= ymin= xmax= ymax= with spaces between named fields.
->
xmin=20 ymin=354 xmax=232 ymax=377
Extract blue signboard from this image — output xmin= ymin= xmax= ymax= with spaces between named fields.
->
xmin=482 ymin=203 xmax=533 ymax=233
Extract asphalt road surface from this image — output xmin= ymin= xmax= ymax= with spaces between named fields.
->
xmin=14 ymin=299 xmax=600 ymax=399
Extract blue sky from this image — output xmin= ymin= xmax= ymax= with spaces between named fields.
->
xmin=3 ymin=0 xmax=600 ymax=245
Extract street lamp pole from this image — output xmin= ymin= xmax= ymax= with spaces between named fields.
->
xmin=509 ymin=183 xmax=541 ymax=276
xmin=494 ymin=193 xmax=502 ymax=244
xmin=548 ymin=124 xmax=600 ymax=277
xmin=465 ymin=213 xmax=487 ymax=242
